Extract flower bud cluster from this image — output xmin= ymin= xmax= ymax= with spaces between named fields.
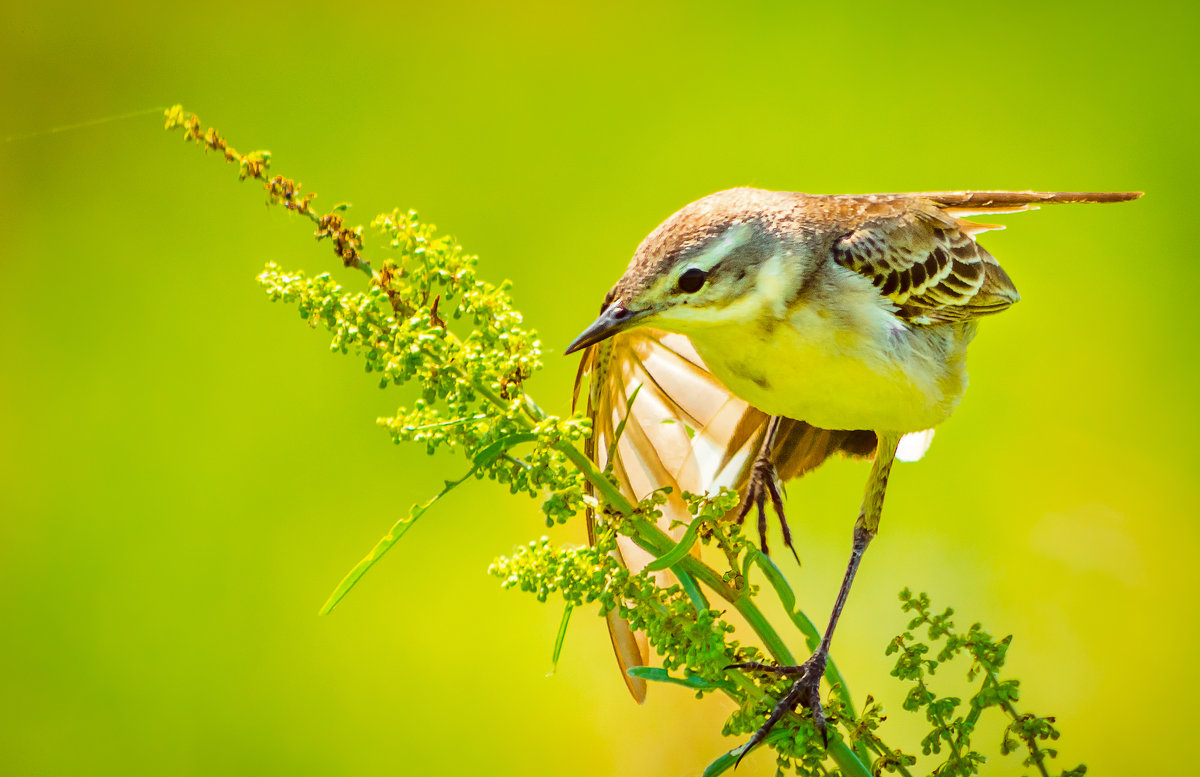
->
xmin=258 ymin=205 xmax=590 ymax=524
xmin=489 ymin=526 xmax=738 ymax=693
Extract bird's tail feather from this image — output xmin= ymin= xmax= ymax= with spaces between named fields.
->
xmin=913 ymin=190 xmax=1143 ymax=213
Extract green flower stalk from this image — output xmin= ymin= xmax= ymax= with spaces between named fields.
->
xmin=164 ymin=105 xmax=1086 ymax=777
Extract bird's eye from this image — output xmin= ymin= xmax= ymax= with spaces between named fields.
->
xmin=677 ymin=267 xmax=708 ymax=294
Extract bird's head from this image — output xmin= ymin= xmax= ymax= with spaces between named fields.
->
xmin=565 ymin=188 xmax=803 ymax=354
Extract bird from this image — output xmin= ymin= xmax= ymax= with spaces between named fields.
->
xmin=565 ymin=187 xmax=1141 ymax=757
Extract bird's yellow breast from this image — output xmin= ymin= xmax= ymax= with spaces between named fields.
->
xmin=684 ymin=275 xmax=978 ymax=433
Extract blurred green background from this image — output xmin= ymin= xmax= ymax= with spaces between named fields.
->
xmin=1 ymin=1 xmax=1196 ymax=774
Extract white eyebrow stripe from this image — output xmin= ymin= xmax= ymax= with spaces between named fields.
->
xmin=686 ymin=223 xmax=754 ymax=272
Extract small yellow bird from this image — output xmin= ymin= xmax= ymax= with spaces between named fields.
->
xmin=567 ymin=188 xmax=1140 ymax=754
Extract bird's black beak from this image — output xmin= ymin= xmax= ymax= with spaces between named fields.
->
xmin=564 ymin=305 xmax=643 ymax=355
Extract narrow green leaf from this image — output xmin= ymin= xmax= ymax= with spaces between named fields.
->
xmin=750 ymin=549 xmax=798 ymax=614
xmin=471 ymin=433 xmax=540 ymax=467
xmin=643 ymin=518 xmax=704 ymax=572
xmin=626 ymin=666 xmax=733 ymax=691
xmin=549 ymin=602 xmax=573 ymax=674
xmin=626 ymin=666 xmax=676 ymax=684
xmin=702 ymin=747 xmax=744 ymax=777
xmin=604 ymin=383 xmax=642 ymax=471
xmin=675 ymin=567 xmax=710 ymax=612
xmin=751 ymin=549 xmax=826 ymax=652
xmin=319 ymin=466 xmax=476 ymax=615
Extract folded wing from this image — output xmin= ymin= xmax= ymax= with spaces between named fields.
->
xmin=831 ymin=190 xmax=1141 ymax=326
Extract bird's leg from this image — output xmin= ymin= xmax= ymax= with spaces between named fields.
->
xmin=738 ymin=416 xmax=800 ymax=564
xmin=727 ymin=433 xmax=901 ymax=763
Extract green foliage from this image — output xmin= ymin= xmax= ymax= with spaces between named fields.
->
xmin=885 ymin=589 xmax=1085 ymax=777
xmin=490 ymin=525 xmax=739 ymax=684
xmin=167 ymin=105 xmax=1088 ymax=777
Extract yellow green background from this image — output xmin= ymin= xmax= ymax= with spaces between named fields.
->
xmin=2 ymin=2 xmax=1196 ymax=774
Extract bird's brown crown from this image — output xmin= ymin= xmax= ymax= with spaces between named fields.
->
xmin=609 ymin=188 xmax=803 ymax=307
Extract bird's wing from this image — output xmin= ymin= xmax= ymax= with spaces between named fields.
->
xmin=831 ymin=190 xmax=1141 ymax=326
xmin=831 ymin=201 xmax=1021 ymax=326
xmin=574 ymin=325 xmax=875 ymax=702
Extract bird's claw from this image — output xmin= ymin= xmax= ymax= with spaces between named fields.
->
xmin=738 ymin=455 xmax=800 ymax=565
xmin=728 ymin=652 xmax=829 ymax=767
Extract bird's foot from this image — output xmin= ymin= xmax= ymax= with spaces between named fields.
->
xmin=738 ymin=456 xmax=800 ymax=565
xmin=726 ymin=651 xmax=829 ymax=766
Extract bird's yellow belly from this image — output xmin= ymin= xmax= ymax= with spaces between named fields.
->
xmin=689 ymin=310 xmax=975 ymax=434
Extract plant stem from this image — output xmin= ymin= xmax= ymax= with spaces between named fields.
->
xmin=859 ymin=737 xmax=915 ymax=777
xmin=985 ymin=670 xmax=1052 ymax=777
